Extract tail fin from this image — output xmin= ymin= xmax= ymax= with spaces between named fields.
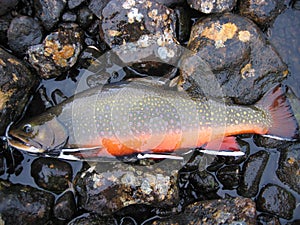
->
xmin=256 ymin=85 xmax=299 ymax=140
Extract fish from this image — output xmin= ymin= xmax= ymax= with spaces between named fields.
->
xmin=6 ymin=79 xmax=299 ymax=161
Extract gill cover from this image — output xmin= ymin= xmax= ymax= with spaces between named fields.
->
xmin=8 ymin=116 xmax=68 ymax=153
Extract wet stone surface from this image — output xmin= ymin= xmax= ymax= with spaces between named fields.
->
xmin=186 ymin=13 xmax=287 ymax=104
xmin=257 ymin=184 xmax=296 ymax=220
xmin=0 ymin=0 xmax=19 ymax=16
xmin=276 ymin=143 xmax=300 ymax=194
xmin=28 ymin=23 xmax=83 ymax=79
xmin=31 ymin=157 xmax=73 ymax=193
xmin=7 ymin=16 xmax=43 ymax=55
xmin=53 ymin=190 xmax=77 ymax=221
xmin=151 ymin=197 xmax=256 ymax=225
xmin=237 ymin=150 xmax=269 ymax=197
xmin=0 ymin=47 xmax=38 ymax=135
xmin=187 ymin=0 xmax=237 ymax=14
xmin=239 ymin=0 xmax=285 ymax=28
xmin=34 ymin=0 xmax=66 ymax=31
xmin=68 ymin=213 xmax=116 ymax=225
xmin=74 ymin=160 xmax=181 ymax=215
xmin=0 ymin=180 xmax=55 ymax=225
xmin=216 ymin=164 xmax=240 ymax=189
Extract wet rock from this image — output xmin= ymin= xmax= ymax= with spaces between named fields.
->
xmin=88 ymin=0 xmax=110 ymax=19
xmin=77 ymin=7 xmax=94 ymax=29
xmin=7 ymin=16 xmax=43 ymax=55
xmin=34 ymin=0 xmax=66 ymax=31
xmin=174 ymin=6 xmax=191 ymax=43
xmin=68 ymin=0 xmax=86 ymax=9
xmin=257 ymin=214 xmax=281 ymax=225
xmin=27 ymin=23 xmax=83 ymax=79
xmin=189 ymin=170 xmax=219 ymax=194
xmin=216 ymin=164 xmax=240 ymax=190
xmin=74 ymin=160 xmax=181 ymax=215
xmin=54 ymin=190 xmax=77 ymax=220
xmin=0 ymin=0 xmax=19 ymax=16
xmin=152 ymin=197 xmax=256 ymax=224
xmin=99 ymin=0 xmax=179 ymax=76
xmin=237 ymin=150 xmax=269 ymax=197
xmin=187 ymin=0 xmax=237 ymax=14
xmin=31 ymin=157 xmax=73 ymax=193
xmin=239 ymin=0 xmax=285 ymax=27
xmin=0 ymin=180 xmax=54 ymax=225
xmin=155 ymin=0 xmax=185 ymax=7
xmin=62 ymin=11 xmax=77 ymax=22
xmin=276 ymin=143 xmax=300 ymax=194
xmin=257 ymin=184 xmax=296 ymax=220
xmin=0 ymin=47 xmax=38 ymax=134
xmin=0 ymin=15 xmax=11 ymax=48
xmin=287 ymin=220 xmax=300 ymax=225
xmin=68 ymin=213 xmax=116 ymax=225
xmin=185 ymin=13 xmax=287 ymax=104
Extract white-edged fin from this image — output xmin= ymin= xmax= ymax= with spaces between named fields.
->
xmin=200 ymin=149 xmax=245 ymax=156
xmin=61 ymin=146 xmax=102 ymax=152
xmin=55 ymin=152 xmax=81 ymax=161
xmin=262 ymin=134 xmax=298 ymax=141
xmin=137 ymin=153 xmax=184 ymax=160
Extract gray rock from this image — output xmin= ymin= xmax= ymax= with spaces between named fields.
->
xmin=68 ymin=0 xmax=86 ymax=9
xmin=74 ymin=160 xmax=181 ymax=215
xmin=0 ymin=0 xmax=19 ymax=16
xmin=0 ymin=47 xmax=38 ymax=134
xmin=54 ymin=190 xmax=77 ymax=220
xmin=185 ymin=13 xmax=287 ymax=104
xmin=0 ymin=180 xmax=54 ymax=224
xmin=187 ymin=0 xmax=237 ymax=14
xmin=62 ymin=11 xmax=77 ymax=22
xmin=7 ymin=16 xmax=43 ymax=54
xmin=276 ymin=143 xmax=300 ymax=194
xmin=27 ymin=23 xmax=83 ymax=79
xmin=151 ymin=197 xmax=256 ymax=224
xmin=239 ymin=0 xmax=286 ymax=27
xmin=237 ymin=150 xmax=269 ymax=197
xmin=257 ymin=184 xmax=296 ymax=220
xmin=34 ymin=0 xmax=66 ymax=30
xmin=31 ymin=157 xmax=73 ymax=193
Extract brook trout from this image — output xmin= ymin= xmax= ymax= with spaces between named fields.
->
xmin=6 ymin=80 xmax=299 ymax=160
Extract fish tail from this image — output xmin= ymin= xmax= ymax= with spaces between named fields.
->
xmin=256 ymin=85 xmax=299 ymax=140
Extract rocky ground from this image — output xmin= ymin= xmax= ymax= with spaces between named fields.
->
xmin=0 ymin=0 xmax=299 ymax=224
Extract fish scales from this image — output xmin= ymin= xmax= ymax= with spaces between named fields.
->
xmin=6 ymin=81 xmax=298 ymax=159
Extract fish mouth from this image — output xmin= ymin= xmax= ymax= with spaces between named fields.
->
xmin=6 ymin=123 xmax=44 ymax=154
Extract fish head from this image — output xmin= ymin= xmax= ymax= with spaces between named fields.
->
xmin=7 ymin=113 xmax=68 ymax=154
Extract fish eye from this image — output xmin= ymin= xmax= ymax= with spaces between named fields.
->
xmin=22 ymin=124 xmax=33 ymax=133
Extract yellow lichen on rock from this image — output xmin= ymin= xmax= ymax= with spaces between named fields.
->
xmin=201 ymin=22 xmax=238 ymax=48
xmin=0 ymin=90 xmax=14 ymax=110
xmin=241 ymin=63 xmax=256 ymax=79
xmin=238 ymin=30 xmax=251 ymax=42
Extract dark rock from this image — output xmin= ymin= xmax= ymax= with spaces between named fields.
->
xmin=88 ymin=0 xmax=110 ymax=19
xmin=185 ymin=13 xmax=287 ymax=104
xmin=189 ymin=170 xmax=219 ymax=194
xmin=7 ymin=16 xmax=43 ymax=55
xmin=31 ymin=157 xmax=73 ymax=193
xmin=292 ymin=0 xmax=300 ymax=10
xmin=68 ymin=0 xmax=86 ymax=9
xmin=276 ymin=143 xmax=300 ymax=194
xmin=237 ymin=150 xmax=269 ymax=197
xmin=151 ymin=197 xmax=256 ymax=224
xmin=99 ymin=0 xmax=179 ymax=76
xmin=216 ymin=164 xmax=240 ymax=189
xmin=174 ymin=6 xmax=191 ymax=43
xmin=77 ymin=7 xmax=94 ymax=29
xmin=287 ymin=220 xmax=300 ymax=225
xmin=0 ymin=14 xmax=11 ymax=46
xmin=257 ymin=184 xmax=296 ymax=220
xmin=54 ymin=190 xmax=77 ymax=220
xmin=187 ymin=0 xmax=237 ymax=14
xmin=74 ymin=160 xmax=181 ymax=215
xmin=257 ymin=214 xmax=281 ymax=225
xmin=0 ymin=0 xmax=19 ymax=16
xmin=68 ymin=213 xmax=116 ymax=225
xmin=239 ymin=0 xmax=286 ymax=27
xmin=0 ymin=47 xmax=38 ymax=135
xmin=34 ymin=0 xmax=66 ymax=30
xmin=0 ymin=180 xmax=54 ymax=224
xmin=27 ymin=23 xmax=83 ymax=79
xmin=156 ymin=0 xmax=185 ymax=7
xmin=62 ymin=11 xmax=77 ymax=22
